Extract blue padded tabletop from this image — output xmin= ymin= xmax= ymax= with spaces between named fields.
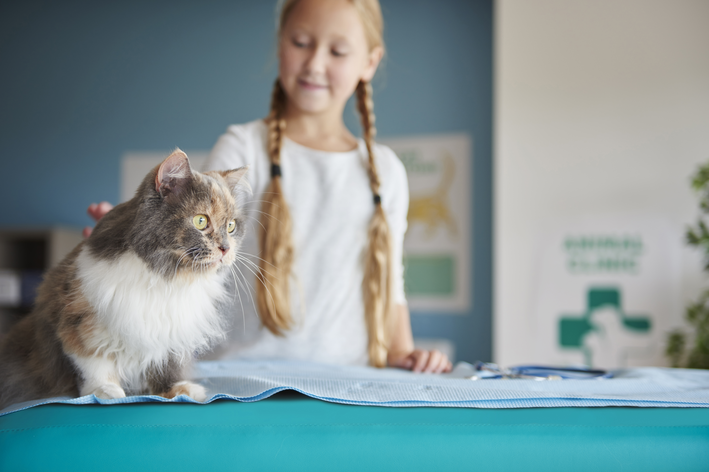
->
xmin=1 ymin=393 xmax=708 ymax=472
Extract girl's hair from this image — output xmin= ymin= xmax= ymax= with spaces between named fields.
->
xmin=258 ymin=0 xmax=393 ymax=367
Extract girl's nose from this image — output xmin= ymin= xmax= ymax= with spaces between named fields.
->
xmin=304 ymin=46 xmax=327 ymax=74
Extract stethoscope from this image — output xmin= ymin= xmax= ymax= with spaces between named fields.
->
xmin=468 ymin=362 xmax=613 ymax=381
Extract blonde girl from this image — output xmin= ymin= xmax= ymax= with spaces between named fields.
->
xmin=87 ymin=0 xmax=451 ymax=373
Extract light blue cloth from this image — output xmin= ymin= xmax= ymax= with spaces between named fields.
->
xmin=2 ymin=360 xmax=708 ymax=417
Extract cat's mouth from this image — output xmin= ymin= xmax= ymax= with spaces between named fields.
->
xmin=200 ymin=255 xmax=229 ymax=269
xmin=202 ymin=258 xmax=222 ymax=268
xmin=187 ymin=249 xmax=233 ymax=271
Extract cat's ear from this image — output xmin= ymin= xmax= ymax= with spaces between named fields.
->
xmin=155 ymin=149 xmax=193 ymax=199
xmin=219 ymin=166 xmax=252 ymax=196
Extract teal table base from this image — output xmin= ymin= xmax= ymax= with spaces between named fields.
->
xmin=1 ymin=393 xmax=708 ymax=471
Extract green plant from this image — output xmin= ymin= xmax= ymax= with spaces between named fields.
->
xmin=666 ymin=163 xmax=709 ymax=368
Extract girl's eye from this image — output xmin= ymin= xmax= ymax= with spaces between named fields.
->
xmin=193 ymin=215 xmax=209 ymax=230
xmin=293 ymin=39 xmax=309 ymax=48
xmin=227 ymin=219 xmax=236 ymax=234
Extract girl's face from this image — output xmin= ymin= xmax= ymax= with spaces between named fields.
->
xmin=278 ymin=0 xmax=382 ymax=117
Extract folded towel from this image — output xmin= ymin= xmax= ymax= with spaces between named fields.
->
xmin=2 ymin=360 xmax=708 ymax=417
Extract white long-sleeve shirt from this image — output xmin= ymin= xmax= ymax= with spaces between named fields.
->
xmin=203 ymin=120 xmax=408 ymax=365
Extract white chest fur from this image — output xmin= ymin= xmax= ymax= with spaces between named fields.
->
xmin=76 ymin=247 xmax=228 ymax=381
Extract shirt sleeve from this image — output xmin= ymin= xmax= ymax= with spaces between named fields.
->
xmin=204 ymin=125 xmax=247 ymax=166
xmin=203 ymin=122 xmax=264 ymax=193
xmin=378 ymin=145 xmax=409 ymax=306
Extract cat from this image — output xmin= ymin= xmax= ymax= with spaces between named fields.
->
xmin=0 ymin=149 xmax=249 ymax=410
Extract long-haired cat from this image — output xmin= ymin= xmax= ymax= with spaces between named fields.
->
xmin=0 ymin=150 xmax=249 ymax=409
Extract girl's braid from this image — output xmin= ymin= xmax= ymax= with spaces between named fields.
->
xmin=356 ymin=80 xmax=394 ymax=367
xmin=257 ymin=79 xmax=295 ymax=335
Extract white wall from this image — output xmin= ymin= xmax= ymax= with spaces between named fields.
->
xmin=495 ymin=0 xmax=709 ymax=366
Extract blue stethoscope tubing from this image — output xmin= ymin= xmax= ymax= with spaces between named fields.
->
xmin=509 ymin=365 xmax=613 ymax=379
xmin=473 ymin=362 xmax=613 ymax=380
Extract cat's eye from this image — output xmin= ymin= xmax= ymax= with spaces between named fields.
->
xmin=193 ymin=215 xmax=208 ymax=230
xmin=227 ymin=219 xmax=236 ymax=233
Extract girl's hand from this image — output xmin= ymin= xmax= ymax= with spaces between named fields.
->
xmin=388 ymin=349 xmax=453 ymax=374
xmin=83 ymin=201 xmax=114 ymax=238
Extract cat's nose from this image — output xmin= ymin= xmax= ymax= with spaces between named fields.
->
xmin=218 ymin=245 xmax=229 ymax=255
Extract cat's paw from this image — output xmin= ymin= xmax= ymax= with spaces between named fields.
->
xmin=164 ymin=380 xmax=207 ymax=401
xmin=89 ymin=383 xmax=126 ymax=400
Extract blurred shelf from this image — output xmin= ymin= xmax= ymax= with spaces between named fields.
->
xmin=0 ymin=226 xmax=83 ymax=336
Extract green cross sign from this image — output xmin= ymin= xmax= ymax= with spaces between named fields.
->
xmin=559 ymin=287 xmax=651 ymax=365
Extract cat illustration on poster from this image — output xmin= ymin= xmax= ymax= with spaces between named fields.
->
xmin=407 ymin=152 xmax=457 ymax=240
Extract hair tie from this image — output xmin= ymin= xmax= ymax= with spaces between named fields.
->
xmin=373 ymin=194 xmax=381 ymax=205
xmin=271 ymin=164 xmax=282 ymax=178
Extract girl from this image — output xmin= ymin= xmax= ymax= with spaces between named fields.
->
xmin=88 ymin=0 xmax=451 ymax=373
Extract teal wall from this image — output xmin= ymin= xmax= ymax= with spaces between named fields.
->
xmin=0 ymin=0 xmax=492 ymax=363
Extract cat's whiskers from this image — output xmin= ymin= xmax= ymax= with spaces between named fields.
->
xmin=248 ymin=208 xmax=284 ymax=225
xmin=233 ymin=254 xmax=277 ymax=310
xmin=193 ymin=248 xmax=209 ymax=267
xmin=246 ymin=198 xmax=283 ymax=207
xmin=238 ymin=250 xmax=277 ymax=270
xmin=227 ymin=265 xmax=240 ymax=304
xmin=234 ymin=254 xmax=277 ymax=283
xmin=191 ymin=253 xmax=199 ymax=273
xmin=245 ymin=216 xmax=268 ymax=235
xmin=232 ymin=259 xmax=258 ymax=311
xmin=173 ymin=246 xmax=200 ymax=278
xmin=193 ymin=249 xmax=208 ymax=275
xmin=227 ymin=265 xmax=248 ymax=334
xmin=257 ymin=191 xmax=283 ymax=198
xmin=245 ymin=197 xmax=286 ymax=216
xmin=191 ymin=247 xmax=227 ymax=273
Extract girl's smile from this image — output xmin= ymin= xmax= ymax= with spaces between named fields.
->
xmin=297 ymin=77 xmax=329 ymax=91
